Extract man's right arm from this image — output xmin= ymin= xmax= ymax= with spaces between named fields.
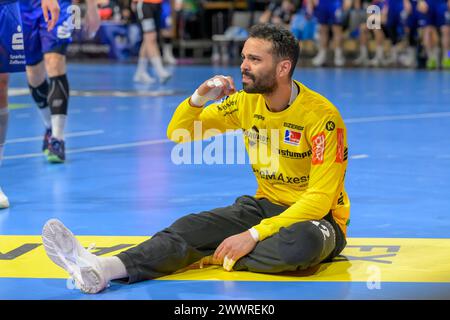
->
xmin=167 ymin=75 xmax=242 ymax=143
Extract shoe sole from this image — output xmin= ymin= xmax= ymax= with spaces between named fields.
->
xmin=42 ymin=219 xmax=104 ymax=293
xmin=47 ymin=154 xmax=65 ymax=163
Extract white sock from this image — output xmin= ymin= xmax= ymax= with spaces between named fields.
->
xmin=98 ymin=256 xmax=128 ymax=281
xmin=0 ymin=108 xmax=9 ymax=166
xmin=136 ymin=56 xmax=148 ymax=74
xmin=163 ymin=43 xmax=174 ymax=58
xmin=51 ymin=114 xmax=66 ymax=140
xmin=38 ymin=107 xmax=52 ymax=129
xmin=360 ymin=46 xmax=368 ymax=58
xmin=150 ymin=56 xmax=168 ymax=77
xmin=376 ymin=46 xmax=384 ymax=59
xmin=430 ymin=46 xmax=439 ymax=61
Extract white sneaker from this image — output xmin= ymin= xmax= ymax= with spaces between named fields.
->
xmin=157 ymin=69 xmax=172 ymax=84
xmin=133 ymin=72 xmax=156 ymax=84
xmin=369 ymin=57 xmax=382 ymax=67
xmin=163 ymin=54 xmax=177 ymax=65
xmin=399 ymin=48 xmax=416 ymax=68
xmin=42 ymin=219 xmax=108 ymax=294
xmin=312 ymin=49 xmax=327 ymax=67
xmin=354 ymin=54 xmax=369 ymax=66
xmin=0 ymin=187 xmax=9 ymax=209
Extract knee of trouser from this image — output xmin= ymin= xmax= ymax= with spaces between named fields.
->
xmin=278 ymin=222 xmax=326 ymax=267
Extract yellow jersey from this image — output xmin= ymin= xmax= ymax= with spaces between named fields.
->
xmin=167 ymin=80 xmax=350 ymax=241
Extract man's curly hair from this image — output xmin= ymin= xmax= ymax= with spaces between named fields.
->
xmin=249 ymin=23 xmax=300 ymax=77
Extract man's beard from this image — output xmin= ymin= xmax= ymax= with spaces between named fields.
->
xmin=242 ymin=69 xmax=277 ymax=94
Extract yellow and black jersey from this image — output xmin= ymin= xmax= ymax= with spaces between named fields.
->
xmin=167 ymin=80 xmax=350 ymax=241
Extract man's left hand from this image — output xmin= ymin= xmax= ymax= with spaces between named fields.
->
xmin=213 ymin=231 xmax=258 ymax=271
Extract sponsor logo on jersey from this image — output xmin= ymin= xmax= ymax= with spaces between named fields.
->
xmin=278 ymin=148 xmax=312 ymax=159
xmin=312 ymin=132 xmax=326 ymax=165
xmin=284 ymin=129 xmax=301 ymax=146
xmin=12 ymin=25 xmax=24 ymax=51
xmin=336 ymin=128 xmax=344 ymax=163
xmin=252 ymin=167 xmax=309 ymax=185
xmin=244 ymin=126 xmax=270 ymax=146
xmin=326 ymin=121 xmax=336 ymax=131
xmin=253 ymin=114 xmax=265 ymax=121
xmin=283 ymin=122 xmax=304 ymax=131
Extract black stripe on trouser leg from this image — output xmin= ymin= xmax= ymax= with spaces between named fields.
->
xmin=48 ymin=74 xmax=69 ymax=115
xmin=115 ymin=195 xmax=273 ymax=283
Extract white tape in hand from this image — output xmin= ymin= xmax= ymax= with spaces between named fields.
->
xmin=223 ymin=256 xmax=235 ymax=272
xmin=190 ymin=76 xmax=226 ymax=107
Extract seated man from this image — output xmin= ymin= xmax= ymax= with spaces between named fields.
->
xmin=42 ymin=23 xmax=350 ymax=294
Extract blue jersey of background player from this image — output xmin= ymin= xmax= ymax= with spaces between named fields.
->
xmin=0 ymin=0 xmax=59 ymax=208
xmin=315 ymin=0 xmax=344 ymax=25
xmin=0 ymin=0 xmax=26 ymax=74
xmin=18 ymin=0 xmax=100 ymax=163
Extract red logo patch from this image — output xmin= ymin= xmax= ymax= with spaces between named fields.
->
xmin=312 ymin=132 xmax=326 ymax=165
xmin=336 ymin=128 xmax=344 ymax=163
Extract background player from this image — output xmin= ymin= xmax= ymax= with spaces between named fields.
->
xmin=418 ymin=0 xmax=450 ymax=69
xmin=0 ymin=0 xmax=59 ymax=208
xmin=310 ymin=0 xmax=352 ymax=67
xmin=133 ymin=0 xmax=171 ymax=84
xmin=20 ymin=0 xmax=100 ymax=163
xmin=160 ymin=0 xmax=177 ymax=65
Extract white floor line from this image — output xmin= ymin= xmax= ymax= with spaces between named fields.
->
xmin=6 ymin=130 xmax=104 ymax=144
xmin=3 ymin=139 xmax=171 ymax=160
xmin=350 ymin=154 xmax=369 ymax=159
xmin=4 ymin=139 xmax=371 ymax=162
xmin=345 ymin=112 xmax=450 ymax=124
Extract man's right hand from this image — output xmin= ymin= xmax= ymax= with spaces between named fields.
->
xmin=189 ymin=75 xmax=236 ymax=107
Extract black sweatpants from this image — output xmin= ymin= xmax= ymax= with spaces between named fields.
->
xmin=116 ymin=195 xmax=347 ymax=283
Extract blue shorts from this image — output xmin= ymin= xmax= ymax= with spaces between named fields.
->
xmin=424 ymin=0 xmax=449 ymax=27
xmin=386 ymin=0 xmax=403 ymax=27
xmin=19 ymin=0 xmax=73 ymax=66
xmin=160 ymin=0 xmax=171 ymax=29
xmin=406 ymin=1 xmax=427 ymax=29
xmin=0 ymin=0 xmax=26 ymax=73
xmin=315 ymin=0 xmax=344 ymax=25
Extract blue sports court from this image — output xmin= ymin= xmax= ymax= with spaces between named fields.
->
xmin=1 ymin=64 xmax=449 ymax=300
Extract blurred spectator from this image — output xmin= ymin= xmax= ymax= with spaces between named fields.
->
xmin=176 ymin=0 xmax=202 ymax=40
xmin=310 ymin=0 xmax=352 ymax=67
xmin=290 ymin=0 xmax=317 ymax=41
xmin=161 ymin=0 xmax=177 ymax=64
xmin=132 ymin=0 xmax=171 ymax=84
xmin=419 ymin=0 xmax=450 ymax=69
xmin=259 ymin=0 xmax=299 ymax=28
